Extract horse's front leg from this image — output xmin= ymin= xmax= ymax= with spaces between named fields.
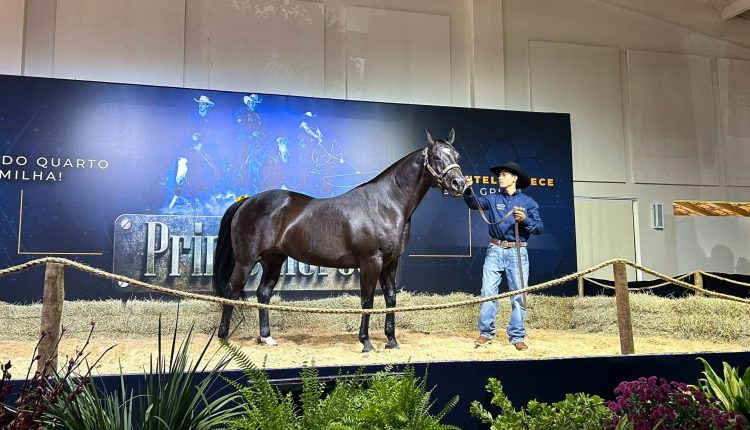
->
xmin=379 ymin=260 xmax=399 ymax=349
xmin=358 ymin=256 xmax=383 ymax=353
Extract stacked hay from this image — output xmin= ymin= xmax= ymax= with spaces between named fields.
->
xmin=1 ymin=293 xmax=748 ymax=346
xmin=526 ymin=295 xmax=575 ymax=330
xmin=0 ymin=293 xmax=479 ymax=340
xmin=572 ymin=293 xmax=750 ymax=346
xmin=0 ymin=301 xmax=129 ymax=339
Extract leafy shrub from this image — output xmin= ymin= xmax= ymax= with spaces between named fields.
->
xmin=45 ymin=315 xmax=243 ymax=430
xmin=696 ymin=357 xmax=750 ymax=423
xmin=606 ymin=376 xmax=746 ymax=429
xmin=222 ymin=340 xmax=458 ymax=430
xmin=470 ymin=377 xmax=612 ymax=429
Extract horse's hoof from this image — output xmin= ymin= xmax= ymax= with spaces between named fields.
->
xmin=258 ymin=336 xmax=278 ymax=346
xmin=361 ymin=341 xmax=374 ymax=353
xmin=218 ymin=329 xmax=229 ymax=340
xmin=384 ymin=341 xmax=400 ymax=350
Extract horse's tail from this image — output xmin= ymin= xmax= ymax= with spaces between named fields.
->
xmin=213 ymin=199 xmax=244 ymax=298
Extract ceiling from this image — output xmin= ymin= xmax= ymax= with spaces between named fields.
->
xmin=673 ymin=200 xmax=750 ymax=216
xmin=694 ymin=0 xmax=750 ymax=20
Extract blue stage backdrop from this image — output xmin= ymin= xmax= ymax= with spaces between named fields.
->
xmin=0 ymin=74 xmax=575 ymax=302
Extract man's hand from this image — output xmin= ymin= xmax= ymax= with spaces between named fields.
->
xmin=513 ymin=209 xmax=526 ymax=223
xmin=464 ymin=176 xmax=473 ymax=191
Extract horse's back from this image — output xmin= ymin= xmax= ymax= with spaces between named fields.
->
xmin=235 ymin=189 xmax=313 ymax=224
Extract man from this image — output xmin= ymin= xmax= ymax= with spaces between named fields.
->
xmin=232 ymin=94 xmax=265 ymax=191
xmin=235 ymin=94 xmax=263 ymax=138
xmin=164 ymin=132 xmax=222 ymax=212
xmin=464 ymin=161 xmax=544 ymax=351
xmin=297 ymin=111 xmax=331 ymax=196
xmin=191 ymin=95 xmax=215 ymax=139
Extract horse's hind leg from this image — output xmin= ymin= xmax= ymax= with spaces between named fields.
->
xmin=379 ymin=260 xmax=399 ymax=349
xmin=256 ymin=254 xmax=285 ymax=346
xmin=218 ymin=260 xmax=256 ymax=339
xmin=358 ymin=256 xmax=383 ymax=353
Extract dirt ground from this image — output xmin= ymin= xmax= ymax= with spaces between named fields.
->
xmin=2 ymin=328 xmax=746 ymax=378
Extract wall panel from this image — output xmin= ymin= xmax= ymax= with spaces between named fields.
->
xmin=575 ymin=198 xmax=637 ymax=280
xmin=204 ymin=0 xmax=325 ymax=97
xmin=345 ymin=7 xmax=451 ymax=106
xmin=627 ymin=50 xmax=717 ymax=185
xmin=530 ymin=41 xmax=626 ymax=183
xmin=718 ymin=58 xmax=750 ymax=186
xmin=0 ymin=0 xmax=25 ymax=75
xmin=54 ymin=0 xmax=185 ymax=86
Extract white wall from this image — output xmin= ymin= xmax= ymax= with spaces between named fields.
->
xmin=0 ymin=0 xmax=25 ymax=75
xmin=676 ymin=217 xmax=750 ymax=274
xmin=3 ymin=0 xmax=750 ymax=278
xmin=503 ymin=0 xmax=750 ymax=278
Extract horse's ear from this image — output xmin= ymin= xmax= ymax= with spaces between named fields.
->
xmin=446 ymin=128 xmax=455 ymax=145
xmin=426 ymin=130 xmax=436 ymax=146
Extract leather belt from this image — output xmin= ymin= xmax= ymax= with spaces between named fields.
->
xmin=490 ymin=238 xmax=527 ymax=248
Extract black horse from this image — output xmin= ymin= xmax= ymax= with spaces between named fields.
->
xmin=213 ymin=129 xmax=466 ymax=352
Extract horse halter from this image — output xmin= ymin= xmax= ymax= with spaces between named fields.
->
xmin=422 ymin=147 xmax=461 ymax=191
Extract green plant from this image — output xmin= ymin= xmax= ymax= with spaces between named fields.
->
xmin=470 ymin=378 xmax=612 ymax=430
xmin=45 ymin=313 xmax=244 ymax=429
xmin=696 ymin=357 xmax=750 ymax=422
xmin=353 ymin=365 xmax=459 ymax=430
xmin=221 ymin=340 xmax=458 ymax=430
xmin=222 ymin=341 xmax=298 ymax=429
xmin=44 ymin=370 xmax=135 ymax=429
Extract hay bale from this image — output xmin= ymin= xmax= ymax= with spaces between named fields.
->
xmin=572 ymin=293 xmax=750 ymax=346
xmin=392 ymin=292 xmax=478 ymax=332
xmin=526 ymin=295 xmax=574 ymax=330
xmin=0 ymin=302 xmax=42 ymax=338
xmin=123 ymin=299 xmax=217 ymax=336
xmin=1 ymin=293 xmax=748 ymax=346
xmin=246 ymin=292 xmax=479 ymax=335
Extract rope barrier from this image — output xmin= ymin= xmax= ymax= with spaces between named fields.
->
xmin=623 ymin=261 xmax=750 ymax=305
xmin=1 ymin=257 xmax=748 ymax=313
xmin=698 ymin=271 xmax=750 ymax=289
xmin=583 ymin=273 xmax=692 ymax=291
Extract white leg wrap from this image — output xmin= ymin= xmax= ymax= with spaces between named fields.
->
xmin=259 ymin=336 xmax=278 ymax=346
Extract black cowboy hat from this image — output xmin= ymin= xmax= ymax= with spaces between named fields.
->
xmin=490 ymin=161 xmax=531 ymax=189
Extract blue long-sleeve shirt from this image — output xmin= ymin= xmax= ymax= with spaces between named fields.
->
xmin=464 ymin=188 xmax=544 ymax=242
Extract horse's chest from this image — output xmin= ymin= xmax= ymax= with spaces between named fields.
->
xmin=377 ymin=227 xmax=406 ymax=254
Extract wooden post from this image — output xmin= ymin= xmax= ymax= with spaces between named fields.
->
xmin=613 ymin=261 xmax=634 ymax=355
xmin=38 ymin=263 xmax=64 ymax=374
xmin=578 ymin=277 xmax=584 ymax=297
xmin=694 ymin=271 xmax=704 ymax=297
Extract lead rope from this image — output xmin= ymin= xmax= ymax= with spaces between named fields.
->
xmin=466 ymin=185 xmax=513 ymax=225
xmin=514 ymin=218 xmax=528 ymax=310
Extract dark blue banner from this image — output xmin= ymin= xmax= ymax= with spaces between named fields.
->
xmin=0 ymin=74 xmax=575 ymax=302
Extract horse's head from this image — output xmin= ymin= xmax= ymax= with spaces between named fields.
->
xmin=424 ymin=129 xmax=466 ymax=197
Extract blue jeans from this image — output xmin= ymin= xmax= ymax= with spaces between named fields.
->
xmin=478 ymin=244 xmax=529 ymax=344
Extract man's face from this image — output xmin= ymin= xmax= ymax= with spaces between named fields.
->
xmin=198 ymin=102 xmax=209 ymax=113
xmin=498 ymin=170 xmax=517 ymax=189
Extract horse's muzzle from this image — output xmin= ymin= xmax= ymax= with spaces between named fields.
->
xmin=445 ymin=175 xmax=466 ymax=197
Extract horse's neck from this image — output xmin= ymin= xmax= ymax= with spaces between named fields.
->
xmin=375 ymin=150 xmax=432 ymax=218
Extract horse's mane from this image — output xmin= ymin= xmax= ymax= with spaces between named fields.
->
xmin=353 ymin=147 xmax=423 ymax=190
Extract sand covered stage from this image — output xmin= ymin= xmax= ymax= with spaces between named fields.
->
xmin=1 ymin=292 xmax=748 ymax=376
